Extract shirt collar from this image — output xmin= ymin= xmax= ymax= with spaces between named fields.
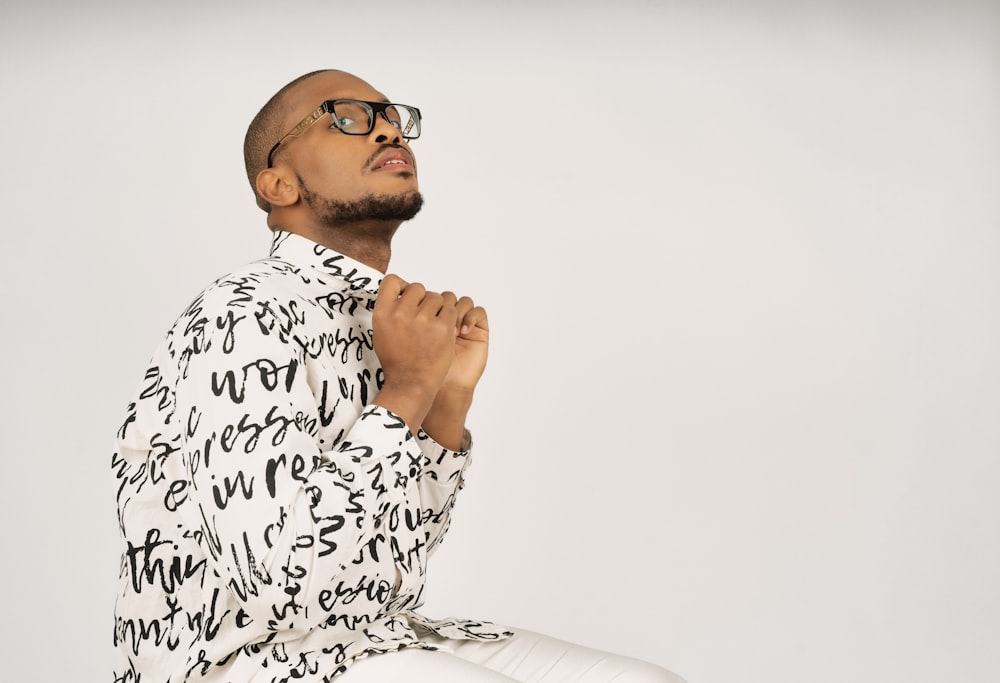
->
xmin=268 ymin=230 xmax=383 ymax=294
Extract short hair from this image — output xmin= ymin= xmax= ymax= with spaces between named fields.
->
xmin=243 ymin=69 xmax=330 ymax=213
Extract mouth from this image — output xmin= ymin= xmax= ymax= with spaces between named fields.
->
xmin=370 ymin=147 xmax=415 ymax=173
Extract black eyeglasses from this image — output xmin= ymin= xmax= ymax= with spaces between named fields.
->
xmin=266 ymin=99 xmax=422 ymax=167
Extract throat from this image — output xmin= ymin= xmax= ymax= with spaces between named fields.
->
xmin=305 ymin=220 xmax=397 ymax=273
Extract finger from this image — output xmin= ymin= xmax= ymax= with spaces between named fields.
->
xmin=421 ymin=292 xmax=458 ymax=325
xmin=441 ymin=291 xmax=458 ymax=307
xmin=454 ymin=295 xmax=475 ymax=320
xmin=453 ymin=296 xmax=474 ymax=333
xmin=376 ymin=273 xmax=405 ymax=307
xmin=415 ymin=291 xmax=445 ymax=319
xmin=460 ymin=306 xmax=488 ymax=335
xmin=438 ymin=303 xmax=459 ymax=326
xmin=397 ymin=281 xmax=427 ymax=306
xmin=389 ymin=273 xmax=410 ymax=288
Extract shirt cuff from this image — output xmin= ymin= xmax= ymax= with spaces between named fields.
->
xmin=338 ymin=405 xmax=424 ymax=481
xmin=415 ymin=428 xmax=472 ymax=486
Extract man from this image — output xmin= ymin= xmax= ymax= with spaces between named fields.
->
xmin=113 ymin=69 xmax=683 ymax=682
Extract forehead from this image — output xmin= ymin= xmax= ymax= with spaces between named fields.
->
xmin=280 ymin=71 xmax=388 ymax=129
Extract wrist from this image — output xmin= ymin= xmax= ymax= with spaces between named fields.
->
xmin=433 ymin=384 xmax=475 ymax=411
xmin=422 ymin=386 xmax=475 ymax=451
xmin=372 ymin=382 xmax=440 ymax=437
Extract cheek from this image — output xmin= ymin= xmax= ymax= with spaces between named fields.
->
xmin=303 ymin=163 xmax=364 ymax=199
xmin=300 ymin=144 xmax=367 ymax=193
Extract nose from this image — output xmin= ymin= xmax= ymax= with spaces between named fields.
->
xmin=371 ymin=111 xmax=402 ymax=144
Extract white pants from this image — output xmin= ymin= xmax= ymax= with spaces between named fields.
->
xmin=339 ymin=628 xmax=686 ymax=683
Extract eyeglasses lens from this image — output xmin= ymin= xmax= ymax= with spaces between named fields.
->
xmin=331 ymin=101 xmax=420 ymax=139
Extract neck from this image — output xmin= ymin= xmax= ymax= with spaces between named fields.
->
xmin=272 ymin=219 xmax=400 ymax=273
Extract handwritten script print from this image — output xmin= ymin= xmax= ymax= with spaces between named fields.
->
xmin=113 ymin=232 xmax=509 ymax=682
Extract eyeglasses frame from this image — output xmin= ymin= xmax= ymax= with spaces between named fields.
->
xmin=265 ymin=99 xmax=422 ymax=168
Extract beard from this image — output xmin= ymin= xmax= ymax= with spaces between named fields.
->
xmin=298 ymin=175 xmax=423 ymax=224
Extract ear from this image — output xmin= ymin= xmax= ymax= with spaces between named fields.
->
xmin=256 ymin=167 xmax=300 ymax=208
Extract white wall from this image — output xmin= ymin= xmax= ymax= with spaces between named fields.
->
xmin=1 ymin=1 xmax=998 ymax=681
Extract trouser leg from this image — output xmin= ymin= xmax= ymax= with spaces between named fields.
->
xmin=427 ymin=627 xmax=687 ymax=683
xmin=337 ymin=647 xmax=520 ymax=682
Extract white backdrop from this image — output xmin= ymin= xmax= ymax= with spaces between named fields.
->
xmin=1 ymin=1 xmax=998 ymax=682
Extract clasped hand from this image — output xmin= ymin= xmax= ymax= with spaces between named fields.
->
xmin=370 ymin=274 xmax=488 ymax=445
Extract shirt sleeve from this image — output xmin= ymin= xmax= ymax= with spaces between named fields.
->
xmin=172 ymin=291 xmax=426 ymax=636
xmin=413 ymin=429 xmax=473 ymax=555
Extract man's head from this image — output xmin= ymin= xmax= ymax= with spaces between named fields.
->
xmin=243 ymin=69 xmax=422 ymax=230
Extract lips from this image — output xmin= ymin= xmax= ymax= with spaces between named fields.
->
xmin=370 ymin=147 xmax=414 ymax=172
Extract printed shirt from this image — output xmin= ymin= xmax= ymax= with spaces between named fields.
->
xmin=113 ymin=231 xmax=509 ymax=682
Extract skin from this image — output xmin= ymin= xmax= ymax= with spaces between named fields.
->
xmin=255 ymin=70 xmax=487 ymax=450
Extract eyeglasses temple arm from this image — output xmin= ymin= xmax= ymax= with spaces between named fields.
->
xmin=265 ymin=103 xmax=331 ymax=167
